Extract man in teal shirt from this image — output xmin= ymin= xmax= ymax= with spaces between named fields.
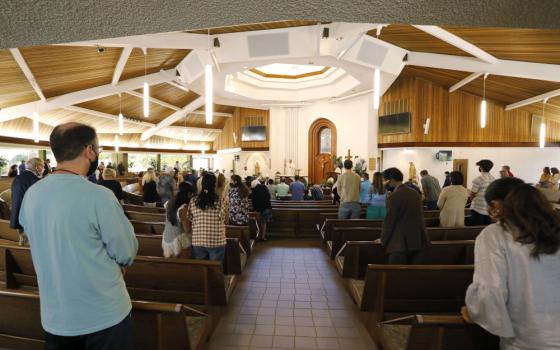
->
xmin=19 ymin=123 xmax=138 ymax=349
xmin=276 ymin=177 xmax=290 ymax=198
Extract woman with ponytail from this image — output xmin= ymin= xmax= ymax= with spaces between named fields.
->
xmin=463 ymin=177 xmax=560 ymax=349
xmin=161 ymin=182 xmax=196 ymax=258
xmin=186 ymin=173 xmax=228 ymax=260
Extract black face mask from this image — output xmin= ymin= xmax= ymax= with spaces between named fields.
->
xmin=87 ymin=156 xmax=99 ymax=176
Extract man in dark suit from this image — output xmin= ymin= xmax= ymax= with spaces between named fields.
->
xmin=381 ymin=167 xmax=430 ymax=264
xmin=10 ymin=158 xmax=44 ymax=243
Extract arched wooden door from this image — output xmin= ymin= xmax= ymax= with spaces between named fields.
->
xmin=308 ymin=118 xmax=337 ymax=185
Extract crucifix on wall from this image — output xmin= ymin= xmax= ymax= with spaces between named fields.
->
xmin=345 ymin=149 xmax=354 ymax=161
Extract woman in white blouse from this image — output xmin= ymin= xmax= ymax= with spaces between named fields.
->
xmin=462 ymin=177 xmax=560 ymax=349
xmin=437 ymin=171 xmax=469 ymax=227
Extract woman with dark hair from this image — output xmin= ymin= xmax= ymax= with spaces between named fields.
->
xmin=463 ymin=177 xmax=560 ymax=349
xmin=366 ymin=172 xmax=387 ymax=219
xmin=550 ymin=167 xmax=560 ymax=189
xmin=437 ymin=171 xmax=469 ymax=227
xmin=8 ymin=164 xmax=18 ymax=177
xmin=227 ymin=175 xmax=250 ymax=226
xmin=538 ymin=166 xmax=551 ymax=188
xmin=186 ymin=173 xmax=227 ymax=260
xmin=216 ymin=173 xmax=227 ymax=199
xmin=162 ymin=182 xmax=196 ymax=258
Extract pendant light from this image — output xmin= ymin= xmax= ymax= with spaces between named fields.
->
xmin=373 ymin=68 xmax=380 ymax=110
xmin=114 ymin=134 xmax=120 ymax=152
xmin=183 ymin=116 xmax=188 ymax=145
xmin=118 ymin=93 xmax=124 ymax=135
xmin=32 ymin=111 xmax=40 ymax=143
xmin=540 ymin=99 xmax=547 ymax=149
xmin=205 ymin=29 xmax=213 ymax=125
xmin=480 ymin=74 xmax=488 ymax=128
xmin=143 ymin=48 xmax=149 ymax=118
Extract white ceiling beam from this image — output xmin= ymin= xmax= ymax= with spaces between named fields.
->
xmin=166 ymin=126 xmax=222 ymax=133
xmin=141 ymin=96 xmax=205 ymax=141
xmin=112 ymin=47 xmax=133 ymax=85
xmin=125 ymin=91 xmax=180 ymax=111
xmin=56 ymin=32 xmax=210 ymax=50
xmin=167 ymin=81 xmax=189 ymax=92
xmin=0 ymin=69 xmax=174 ymax=122
xmin=448 ymin=72 xmax=483 ymax=92
xmin=407 ymin=52 xmax=560 ymax=83
xmin=189 ymin=110 xmax=232 ymax=118
xmin=63 ymin=106 xmax=154 ymax=127
xmin=412 ymin=25 xmax=498 ymax=64
xmin=9 ymin=48 xmax=46 ymax=101
xmin=505 ymin=88 xmax=560 ymax=111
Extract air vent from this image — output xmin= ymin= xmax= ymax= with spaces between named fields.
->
xmin=247 ymin=32 xmax=290 ymax=58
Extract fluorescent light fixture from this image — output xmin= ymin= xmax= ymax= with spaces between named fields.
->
xmin=33 ymin=111 xmax=39 ymax=143
xmin=424 ymin=118 xmax=431 ymax=135
xmin=539 ymin=122 xmax=546 ymax=148
xmin=210 ymin=51 xmax=221 ymax=72
xmin=217 ymin=147 xmax=242 ymax=154
xmin=373 ymin=68 xmax=380 ymax=110
xmin=143 ymin=82 xmax=149 ymax=118
xmin=118 ymin=113 xmax=124 ymax=135
xmin=114 ymin=135 xmax=120 ymax=152
xmin=205 ymin=65 xmax=213 ymax=125
xmin=183 ymin=128 xmax=188 ymax=144
xmin=480 ymin=99 xmax=487 ymax=128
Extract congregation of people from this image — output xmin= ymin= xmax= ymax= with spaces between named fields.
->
xmin=2 ymin=123 xmax=559 ymax=349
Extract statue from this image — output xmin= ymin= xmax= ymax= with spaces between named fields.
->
xmin=287 ymin=159 xmax=295 ymax=176
xmin=254 ymin=161 xmax=261 ymax=176
xmin=409 ymin=162 xmax=417 ymax=181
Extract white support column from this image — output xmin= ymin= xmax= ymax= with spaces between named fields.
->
xmin=285 ymin=107 xmax=300 ymax=171
xmin=9 ymin=48 xmax=46 ymax=101
xmin=449 ymin=72 xmax=483 ymax=92
xmin=112 ymin=47 xmax=133 ymax=85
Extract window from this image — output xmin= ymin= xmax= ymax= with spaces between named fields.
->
xmin=193 ymin=158 xmax=210 ymax=171
xmin=319 ymin=128 xmax=332 ymax=154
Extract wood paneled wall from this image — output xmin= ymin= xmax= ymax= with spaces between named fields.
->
xmin=378 ymin=76 xmax=560 ymax=146
xmin=213 ymin=107 xmax=270 ymax=150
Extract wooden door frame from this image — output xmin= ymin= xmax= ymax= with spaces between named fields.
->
xmin=308 ymin=118 xmax=337 ymax=184
xmin=453 ymin=159 xmax=469 ymax=187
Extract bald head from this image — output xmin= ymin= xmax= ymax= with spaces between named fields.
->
xmin=50 ymin=122 xmax=98 ymax=162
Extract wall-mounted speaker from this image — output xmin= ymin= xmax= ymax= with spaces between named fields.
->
xmin=355 ymin=38 xmax=389 ymax=67
xmin=176 ymin=52 xmax=205 ymax=84
xmin=247 ymin=32 xmax=290 ymax=58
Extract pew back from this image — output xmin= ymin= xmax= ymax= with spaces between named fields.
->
xmin=126 ymin=211 xmax=165 ymax=222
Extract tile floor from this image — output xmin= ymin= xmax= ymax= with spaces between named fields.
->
xmin=207 ymin=240 xmax=377 ymax=350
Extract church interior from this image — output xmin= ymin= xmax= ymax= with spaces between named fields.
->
xmin=0 ymin=2 xmax=559 ymax=350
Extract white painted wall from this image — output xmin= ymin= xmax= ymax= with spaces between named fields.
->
xmin=382 ymin=147 xmax=560 ymax=186
xmin=269 ymin=94 xmax=378 ymax=177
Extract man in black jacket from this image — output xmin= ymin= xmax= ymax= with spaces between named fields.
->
xmin=382 ymin=167 xmax=430 ymax=264
xmin=251 ymin=178 xmax=272 ymax=241
xmin=11 ymin=157 xmax=44 ymax=244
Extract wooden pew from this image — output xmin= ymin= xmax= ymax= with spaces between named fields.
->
xmin=377 ymin=314 xmax=499 ymax=350
xmin=123 ymin=190 xmax=144 ymax=206
xmin=335 ymin=240 xmax=474 ymax=278
xmin=126 ymin=211 xmax=165 ymax=222
xmin=320 ymin=219 xmax=383 ymax=242
xmin=135 ymin=234 xmax=247 ymax=275
xmin=123 ymin=204 xmax=165 ymax=214
xmin=0 ymin=244 xmax=235 ymax=307
xmin=226 ymin=225 xmax=254 ymax=257
xmin=348 ymin=264 xmax=474 ymax=345
xmin=130 ymin=220 xmax=165 ymax=235
xmin=0 ymin=289 xmax=211 ymax=350
xmin=0 ymin=220 xmax=19 ymax=244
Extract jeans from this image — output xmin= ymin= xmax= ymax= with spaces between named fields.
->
xmin=44 ymin=313 xmax=134 ymax=350
xmin=468 ymin=210 xmax=492 ymax=226
xmin=192 ymin=245 xmax=226 ymax=261
xmin=387 ymin=250 xmax=424 ymax=264
xmin=425 ymin=200 xmax=438 ymax=210
xmin=338 ymin=202 xmax=361 ymax=219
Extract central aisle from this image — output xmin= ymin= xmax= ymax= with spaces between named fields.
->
xmin=208 ymin=240 xmax=376 ymax=350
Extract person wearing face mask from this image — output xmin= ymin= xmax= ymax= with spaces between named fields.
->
xmin=462 ymin=177 xmax=560 ymax=349
xmin=468 ymin=159 xmax=495 ymax=226
xmin=19 ymin=123 xmax=138 ymax=349
xmin=381 ymin=167 xmax=429 ymax=264
xmin=10 ymin=157 xmax=44 ymax=244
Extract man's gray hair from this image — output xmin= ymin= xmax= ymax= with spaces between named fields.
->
xmin=26 ymin=157 xmax=44 ymax=170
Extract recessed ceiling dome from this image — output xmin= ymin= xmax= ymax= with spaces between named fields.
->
xmin=251 ymin=63 xmax=328 ymax=79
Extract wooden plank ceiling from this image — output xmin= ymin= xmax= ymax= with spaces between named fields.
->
xmin=188 ymin=20 xmax=321 ymax=35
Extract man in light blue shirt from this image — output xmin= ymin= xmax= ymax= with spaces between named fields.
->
xmin=276 ymin=177 xmax=290 ymax=198
xmin=359 ymin=173 xmax=372 ymax=204
xmin=19 ymin=122 xmax=138 ymax=349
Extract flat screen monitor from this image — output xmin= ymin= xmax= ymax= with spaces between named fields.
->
xmin=241 ymin=126 xmax=266 ymax=141
xmin=436 ymin=150 xmax=453 ymax=161
xmin=378 ymin=112 xmax=411 ymax=134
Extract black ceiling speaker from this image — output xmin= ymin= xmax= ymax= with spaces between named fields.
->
xmin=322 ymin=27 xmax=330 ymax=39
xmin=403 ymin=53 xmax=408 ymax=62
xmin=213 ymin=37 xmax=220 ymax=48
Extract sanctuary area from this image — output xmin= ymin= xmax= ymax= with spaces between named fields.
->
xmin=0 ymin=3 xmax=559 ymax=350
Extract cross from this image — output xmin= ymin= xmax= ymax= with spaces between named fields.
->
xmin=345 ymin=149 xmax=353 ymax=161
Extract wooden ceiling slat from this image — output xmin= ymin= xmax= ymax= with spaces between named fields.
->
xmin=119 ymin=48 xmax=190 ymax=81
xmin=0 ymin=49 xmax=38 ymax=108
xmin=189 ymin=20 xmax=320 ymax=35
xmin=20 ymin=45 xmax=122 ymax=98
xmin=137 ymin=83 xmax=200 ymax=108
